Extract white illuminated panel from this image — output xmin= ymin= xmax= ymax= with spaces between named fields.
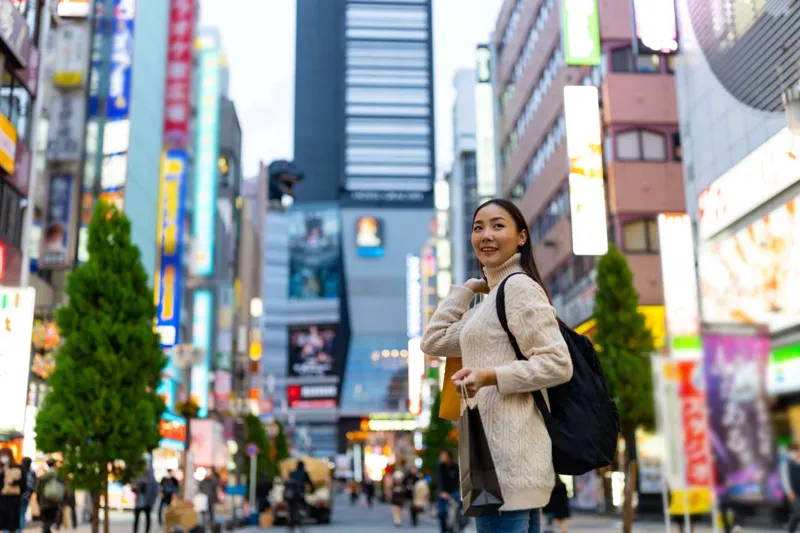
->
xmin=633 ymin=0 xmax=678 ymax=54
xmin=435 ymin=180 xmax=450 ymax=210
xmin=368 ymin=418 xmax=418 ymax=432
xmin=406 ymin=255 xmax=422 ymax=338
xmin=475 ymin=80 xmax=497 ymax=199
xmin=408 ymin=338 xmax=424 ymax=417
xmin=564 ymin=86 xmax=608 ymax=256
xmin=0 ymin=288 xmax=36 ymax=433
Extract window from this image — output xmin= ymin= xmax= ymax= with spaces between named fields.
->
xmin=615 ymin=130 xmax=667 ymax=161
xmin=346 ymin=86 xmax=429 ymax=105
xmin=0 ymin=74 xmax=31 ymax=143
xmin=0 ymin=182 xmax=23 ymax=249
xmin=611 ymin=47 xmax=634 ymax=73
xmin=623 ymin=219 xmax=659 ymax=253
xmin=636 ymin=54 xmax=660 ymax=73
xmin=672 ymin=132 xmax=682 ymax=161
xmin=610 ymin=46 xmax=664 ymax=73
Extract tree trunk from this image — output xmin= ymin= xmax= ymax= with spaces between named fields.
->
xmin=622 ymin=426 xmax=639 ymax=533
xmin=91 ymin=492 xmax=101 ymax=533
xmin=103 ymin=467 xmax=110 ymax=533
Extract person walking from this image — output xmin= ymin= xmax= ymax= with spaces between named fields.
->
xmin=157 ymin=469 xmax=179 ymax=526
xmin=362 ymin=479 xmax=375 ymax=509
xmin=198 ymin=469 xmax=219 ymax=530
xmin=132 ymin=463 xmax=158 ymax=533
xmin=0 ymin=449 xmax=25 ymax=533
xmin=36 ymin=459 xmax=65 ymax=533
xmin=436 ymin=450 xmax=460 ymax=533
xmin=543 ymin=477 xmax=570 ymax=533
xmin=390 ymin=469 xmax=406 ymax=527
xmin=20 ymin=458 xmax=36 ymax=531
xmin=56 ymin=479 xmax=78 ymax=530
xmin=411 ymin=475 xmax=430 ymax=528
xmin=404 ymin=467 xmax=421 ymax=527
xmin=421 ymin=199 xmax=573 ymax=533
xmin=783 ymin=443 xmax=800 ymax=533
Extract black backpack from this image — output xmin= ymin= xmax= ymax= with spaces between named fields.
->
xmin=497 ymin=273 xmax=619 ymax=476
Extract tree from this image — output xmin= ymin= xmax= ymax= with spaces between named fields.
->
xmin=244 ymin=414 xmax=274 ymax=497
xmin=592 ymin=244 xmax=655 ymax=533
xmin=421 ymin=390 xmax=458 ymax=491
xmin=274 ymin=421 xmax=291 ymax=463
xmin=36 ymin=202 xmax=166 ymax=533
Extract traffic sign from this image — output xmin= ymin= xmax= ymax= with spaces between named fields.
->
xmin=246 ymin=443 xmax=259 ymax=457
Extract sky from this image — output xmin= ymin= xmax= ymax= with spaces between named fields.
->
xmin=200 ymin=0 xmax=504 ymax=180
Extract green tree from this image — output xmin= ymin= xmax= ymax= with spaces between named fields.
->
xmin=35 ymin=202 xmax=166 ymax=533
xmin=421 ymin=390 xmax=457 ymax=490
xmin=592 ymin=244 xmax=655 ymax=533
xmin=244 ymin=414 xmax=275 ymax=497
xmin=274 ymin=421 xmax=291 ymax=463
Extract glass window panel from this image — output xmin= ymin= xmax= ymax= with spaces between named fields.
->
xmin=611 ymin=47 xmax=633 ymax=73
xmin=346 ymin=28 xmax=427 ymax=40
xmin=346 ymin=86 xmax=429 ymax=105
xmin=347 ymin=146 xmax=429 ymax=163
xmin=616 ymin=131 xmax=640 ymax=160
xmin=346 ymin=163 xmax=430 ymax=176
xmin=641 ymin=131 xmax=666 ymax=161
xmin=347 ymin=74 xmax=428 ymax=87
xmin=346 ymin=118 xmax=429 ymax=135
xmin=647 ymin=220 xmax=660 ymax=252
xmin=624 ymin=221 xmax=648 ymax=252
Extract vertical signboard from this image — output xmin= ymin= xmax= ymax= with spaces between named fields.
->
xmin=0 ymin=287 xmax=36 ymax=433
xmin=191 ymin=290 xmax=213 ymax=418
xmin=561 ymin=0 xmax=601 ymax=66
xmin=46 ymin=93 xmax=86 ymax=162
xmin=632 ymin=0 xmax=678 ymax=54
xmin=163 ymin=0 xmax=194 ymax=147
xmin=564 ymin=86 xmax=608 ymax=256
xmin=475 ymin=44 xmax=497 ymax=201
xmin=407 ymin=254 xmax=423 ymax=416
xmin=40 ymin=174 xmax=78 ymax=269
xmin=702 ymin=328 xmax=782 ymax=502
xmin=106 ymin=0 xmax=135 ymax=121
xmin=192 ymin=43 xmax=220 ymax=276
xmin=657 ymin=214 xmax=701 ymax=355
xmin=154 ymin=151 xmax=187 ymax=349
xmin=52 ymin=24 xmax=90 ymax=88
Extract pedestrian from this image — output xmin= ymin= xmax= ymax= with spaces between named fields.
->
xmin=348 ymin=479 xmax=359 ymax=506
xmin=132 ymin=463 xmax=158 ymax=533
xmin=543 ymin=477 xmax=570 ymax=533
xmin=783 ymin=443 xmax=800 ymax=533
xmin=36 ymin=459 xmax=65 ymax=533
xmin=421 ymin=199 xmax=573 ymax=533
xmin=390 ymin=469 xmax=406 ymax=527
xmin=411 ymin=475 xmax=430 ymax=528
xmin=198 ymin=469 xmax=219 ymax=529
xmin=157 ymin=469 xmax=179 ymax=525
xmin=0 ymin=449 xmax=26 ymax=533
xmin=436 ymin=450 xmax=460 ymax=533
xmin=404 ymin=467 xmax=421 ymax=527
xmin=20 ymin=457 xmax=36 ymax=531
xmin=60 ymin=479 xmax=77 ymax=530
xmin=362 ymin=479 xmax=375 ymax=509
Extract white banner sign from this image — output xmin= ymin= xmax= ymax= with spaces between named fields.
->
xmin=0 ymin=287 xmax=36 ymax=433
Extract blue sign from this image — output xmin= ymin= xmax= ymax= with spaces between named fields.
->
xmin=226 ymin=485 xmax=247 ymax=496
xmin=191 ymin=45 xmax=220 ymax=277
xmin=41 ymin=174 xmax=75 ymax=269
xmin=107 ymin=18 xmax=134 ymax=120
xmin=154 ymin=150 xmax=188 ymax=348
xmin=191 ymin=290 xmax=213 ymax=418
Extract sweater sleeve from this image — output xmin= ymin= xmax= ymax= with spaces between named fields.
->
xmin=494 ymin=275 xmax=573 ymax=395
xmin=420 ymin=285 xmax=475 ymax=357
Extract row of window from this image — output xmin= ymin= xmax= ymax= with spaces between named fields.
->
xmin=502 ymin=46 xmax=563 ymax=163
xmin=346 ymin=103 xmax=430 ymax=117
xmin=530 ymin=181 xmax=569 ymax=246
xmin=610 ymin=46 xmax=675 ymax=74
xmin=346 ymin=2 xmax=428 ymax=28
xmin=605 ymin=128 xmax=681 ymax=162
xmin=499 ymin=0 xmax=527 ymax=52
xmin=623 ymin=218 xmax=660 ymax=253
xmin=346 ymin=86 xmax=429 ymax=105
xmin=346 ymin=28 xmax=427 ymax=40
xmin=346 ymin=146 xmax=430 ymax=164
xmin=347 ymin=67 xmax=429 ymax=87
xmin=346 ymin=40 xmax=430 ymax=69
xmin=510 ymin=0 xmax=554 ymax=91
xmin=346 ymin=117 xmax=430 ymax=135
xmin=507 ymin=112 xmax=565 ymax=202
xmin=547 ymin=255 xmax=596 ymax=302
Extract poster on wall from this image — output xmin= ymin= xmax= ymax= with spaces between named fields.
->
xmin=288 ymin=324 xmax=337 ymax=377
xmin=699 ymin=194 xmax=800 ymax=333
xmin=356 ymin=216 xmax=384 ymax=258
xmin=703 ymin=326 xmax=782 ymax=503
xmin=40 ymin=174 xmax=77 ymax=269
xmin=288 ymin=207 xmax=341 ymax=299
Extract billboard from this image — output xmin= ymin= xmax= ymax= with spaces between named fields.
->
xmin=564 ymin=86 xmax=608 ymax=256
xmin=561 ymin=0 xmax=601 ymax=66
xmin=154 ymin=150 xmax=188 ymax=349
xmin=703 ymin=329 xmax=782 ymax=503
xmin=106 ymin=0 xmax=134 ymax=120
xmin=288 ymin=324 xmax=337 ymax=377
xmin=633 ymin=0 xmax=678 ymax=54
xmin=658 ymin=214 xmax=701 ymax=354
xmin=191 ymin=43 xmax=221 ymax=276
xmin=40 ymin=174 xmax=78 ymax=269
xmin=768 ymin=344 xmax=800 ymax=396
xmin=288 ymin=207 xmax=340 ymax=299
xmin=159 ymin=412 xmax=186 ymax=451
xmin=287 ymin=384 xmax=338 ymax=409
xmin=163 ymin=0 xmax=194 ymax=147
xmin=58 ymin=0 xmax=91 ymax=18
xmin=191 ymin=290 xmax=213 ymax=418
xmin=0 ymin=287 xmax=35 ymax=433
xmin=355 ymin=216 xmax=384 ymax=258
xmin=699 ymin=194 xmax=800 ymax=333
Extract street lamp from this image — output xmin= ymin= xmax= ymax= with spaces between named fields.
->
xmin=172 ymin=344 xmax=205 ymax=499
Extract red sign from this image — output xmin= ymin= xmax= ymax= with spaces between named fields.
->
xmin=287 ymin=384 xmax=338 ymax=409
xmin=162 ymin=0 xmax=194 ymax=147
xmin=677 ymin=361 xmax=714 ymax=487
xmin=159 ymin=417 xmax=187 ymax=443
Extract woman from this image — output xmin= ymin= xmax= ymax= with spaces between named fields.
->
xmin=390 ymin=469 xmax=406 ymax=527
xmin=421 ymin=199 xmax=572 ymax=533
xmin=543 ymin=477 xmax=570 ymax=533
xmin=0 ymin=449 xmax=25 ymax=533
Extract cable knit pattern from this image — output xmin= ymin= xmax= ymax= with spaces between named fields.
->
xmin=421 ymin=253 xmax=572 ymax=511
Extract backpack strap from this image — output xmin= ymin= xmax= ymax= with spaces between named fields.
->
xmin=496 ymin=273 xmax=551 ymax=420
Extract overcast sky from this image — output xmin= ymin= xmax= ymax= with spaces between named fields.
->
xmin=200 ymin=0 xmax=504 ymax=180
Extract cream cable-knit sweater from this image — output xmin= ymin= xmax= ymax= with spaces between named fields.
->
xmin=421 ymin=253 xmax=572 ymax=511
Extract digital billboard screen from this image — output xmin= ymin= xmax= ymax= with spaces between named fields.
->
xmin=288 ymin=207 xmax=340 ymax=299
xmin=356 ymin=216 xmax=384 ymax=258
xmin=288 ymin=324 xmax=337 ymax=377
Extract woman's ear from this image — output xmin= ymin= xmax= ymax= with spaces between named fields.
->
xmin=518 ymin=229 xmax=528 ymax=247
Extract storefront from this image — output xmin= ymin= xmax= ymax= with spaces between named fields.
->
xmin=340 ymin=413 xmax=419 ymax=483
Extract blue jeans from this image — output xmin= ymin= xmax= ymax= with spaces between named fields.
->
xmin=438 ymin=491 xmax=461 ymax=533
xmin=20 ymin=500 xmax=29 ymax=530
xmin=475 ymin=508 xmax=541 ymax=533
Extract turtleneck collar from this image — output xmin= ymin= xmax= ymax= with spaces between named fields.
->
xmin=483 ymin=253 xmax=524 ymax=289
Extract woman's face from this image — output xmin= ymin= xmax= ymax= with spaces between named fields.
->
xmin=471 ymin=203 xmax=526 ymax=269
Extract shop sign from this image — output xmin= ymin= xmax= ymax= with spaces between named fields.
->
xmin=287 ymin=384 xmax=337 ymax=409
xmin=561 ymin=0 xmax=601 ymax=66
xmin=0 ymin=287 xmax=36 ymax=433
xmin=159 ymin=412 xmax=186 ymax=450
xmin=53 ymin=24 xmax=90 ymax=88
xmin=40 ymin=174 xmax=78 ymax=269
xmin=163 ymin=0 xmax=194 ymax=147
xmin=46 ymin=93 xmax=86 ymax=162
xmin=0 ymin=0 xmax=30 ymax=68
xmin=0 ymin=111 xmax=17 ymax=175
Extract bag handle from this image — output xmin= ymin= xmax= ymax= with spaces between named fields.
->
xmin=496 ymin=273 xmax=552 ymax=421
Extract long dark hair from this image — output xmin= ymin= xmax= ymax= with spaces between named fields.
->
xmin=472 ymin=198 xmax=552 ymax=303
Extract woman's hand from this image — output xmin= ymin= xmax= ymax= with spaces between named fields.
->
xmin=464 ymin=278 xmax=490 ymax=294
xmin=452 ymin=368 xmax=497 ymax=398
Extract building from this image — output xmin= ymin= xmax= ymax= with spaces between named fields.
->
xmin=673 ymin=0 xmax=800 ymax=454
xmin=492 ymin=0 xmax=682 ymax=335
xmin=293 ymin=0 xmax=435 ymax=468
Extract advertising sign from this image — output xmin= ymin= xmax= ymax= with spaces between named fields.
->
xmin=287 ymin=384 xmax=338 ymax=409
xmin=633 ymin=0 xmax=678 ymax=54
xmin=475 ymin=45 xmax=498 ymax=201
xmin=53 ymin=24 xmax=90 ymax=88
xmin=191 ymin=44 xmax=220 ymax=276
xmin=159 ymin=412 xmax=186 ymax=450
xmin=699 ymin=194 xmax=800 ymax=333
xmin=0 ymin=112 xmax=17 ymax=175
xmin=214 ymin=370 xmax=232 ymax=412
xmin=768 ymin=344 xmax=800 ymax=396
xmin=154 ymin=150 xmax=187 ymax=349
xmin=0 ymin=0 xmax=31 ymax=68
xmin=40 ymin=174 xmax=77 ymax=269
xmin=703 ymin=328 xmax=782 ymax=502
xmin=163 ymin=0 xmax=194 ymax=147
xmin=107 ymin=0 xmax=135 ymax=120
xmin=698 ymin=128 xmax=799 ymax=240
xmin=191 ymin=290 xmax=213 ymax=418
xmin=406 ymin=254 xmax=422 ymax=338
xmin=0 ymin=287 xmax=35 ymax=433
xmin=561 ymin=0 xmax=600 ymax=66
xmin=46 ymin=93 xmax=86 ymax=162
xmin=288 ymin=324 xmax=337 ymax=377
xmin=288 ymin=207 xmax=340 ymax=299
xmin=355 ymin=216 xmax=384 ymax=258
xmin=658 ymin=214 xmax=702 ymax=353
xmin=408 ymin=337 xmax=423 ymax=416
xmin=564 ymin=86 xmax=608 ymax=256
xmin=58 ymin=0 xmax=91 ymax=18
